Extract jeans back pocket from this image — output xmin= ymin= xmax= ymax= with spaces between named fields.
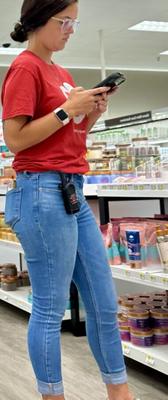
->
xmin=5 ymin=188 xmax=22 ymax=229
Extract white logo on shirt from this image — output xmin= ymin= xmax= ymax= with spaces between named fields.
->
xmin=60 ymin=82 xmax=85 ymax=126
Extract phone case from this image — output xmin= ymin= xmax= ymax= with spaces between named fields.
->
xmin=94 ymin=72 xmax=126 ymax=89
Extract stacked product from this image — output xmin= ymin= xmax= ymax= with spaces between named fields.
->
xmin=156 ymin=226 xmax=168 ymax=272
xmin=0 ymin=262 xmax=30 ymax=291
xmin=100 ymin=217 xmax=168 ymax=269
xmin=17 ymin=271 xmax=30 ymax=287
xmin=0 ymin=213 xmax=19 ymax=242
xmin=1 ymin=263 xmax=18 ymax=291
xmin=94 ymin=125 xmax=168 ymax=145
xmin=85 ymin=136 xmax=161 ymax=183
xmin=118 ymin=291 xmax=168 ymax=346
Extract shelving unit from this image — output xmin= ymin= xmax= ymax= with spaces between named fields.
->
xmin=0 ymin=238 xmax=24 ymax=254
xmin=0 ymin=238 xmax=77 ymax=329
xmin=0 ymin=286 xmax=31 ymax=313
xmin=111 ymin=264 xmax=168 ymax=290
xmin=91 ymin=184 xmax=168 ymax=375
xmin=96 ymin=183 xmax=168 ymax=225
xmin=0 ymin=286 xmax=71 ymax=320
xmin=122 ymin=341 xmax=168 ymax=375
xmin=111 ymin=263 xmax=168 ymax=374
xmin=98 ymin=183 xmax=168 ymax=199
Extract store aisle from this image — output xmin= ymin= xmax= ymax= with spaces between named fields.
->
xmin=0 ymin=303 xmax=168 ymax=400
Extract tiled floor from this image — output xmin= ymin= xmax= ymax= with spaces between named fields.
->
xmin=0 ymin=302 xmax=168 ymax=400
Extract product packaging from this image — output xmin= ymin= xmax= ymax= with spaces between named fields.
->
xmin=120 ymin=221 xmax=162 ymax=268
xmin=100 ymin=223 xmax=121 ymax=264
xmin=156 ymin=228 xmax=168 ymax=272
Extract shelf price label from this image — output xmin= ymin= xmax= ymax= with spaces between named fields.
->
xmin=150 ymin=275 xmax=157 ymax=281
xmin=145 ymin=355 xmax=155 ymax=366
xmin=139 ymin=272 xmax=146 ymax=280
xmin=122 ymin=343 xmax=131 ymax=355
xmin=125 ymin=270 xmax=131 ymax=277
xmin=161 ymin=277 xmax=168 ymax=286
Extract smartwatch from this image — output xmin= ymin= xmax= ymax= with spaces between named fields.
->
xmin=54 ymin=107 xmax=70 ymax=126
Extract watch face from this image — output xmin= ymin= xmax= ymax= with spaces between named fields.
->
xmin=57 ymin=109 xmax=68 ymax=121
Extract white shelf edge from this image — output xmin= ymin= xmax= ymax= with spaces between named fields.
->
xmin=111 ymin=265 xmax=168 ymax=290
xmin=122 ymin=341 xmax=168 ymax=375
xmin=83 ymin=183 xmax=98 ymax=196
xmin=0 ymin=287 xmax=31 ymax=313
xmin=98 ymin=189 xmax=168 ymax=198
xmin=0 ymin=185 xmax=9 ymax=195
xmin=0 ymin=287 xmax=71 ymax=320
xmin=0 ymin=239 xmax=24 ymax=254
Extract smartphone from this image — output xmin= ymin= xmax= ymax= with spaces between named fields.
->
xmin=93 ymin=72 xmax=126 ymax=91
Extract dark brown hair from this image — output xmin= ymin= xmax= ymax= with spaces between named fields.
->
xmin=11 ymin=0 xmax=78 ymax=43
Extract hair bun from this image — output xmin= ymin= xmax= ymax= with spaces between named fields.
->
xmin=10 ymin=22 xmax=27 ymax=43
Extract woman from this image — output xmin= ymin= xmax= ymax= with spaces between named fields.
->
xmin=1 ymin=1 xmax=139 ymax=399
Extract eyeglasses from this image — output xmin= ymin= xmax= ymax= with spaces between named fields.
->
xmin=51 ymin=17 xmax=80 ymax=33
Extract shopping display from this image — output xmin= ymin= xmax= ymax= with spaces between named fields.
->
xmin=100 ymin=217 xmax=168 ymax=269
xmin=0 ymin=262 xmax=30 ymax=291
xmin=0 ymin=213 xmax=19 ymax=242
xmin=118 ymin=291 xmax=168 ymax=346
xmin=85 ymin=108 xmax=168 ymax=184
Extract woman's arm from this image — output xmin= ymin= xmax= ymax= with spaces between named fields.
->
xmin=3 ymin=111 xmax=70 ymax=154
xmin=3 ymin=86 xmax=108 ymax=154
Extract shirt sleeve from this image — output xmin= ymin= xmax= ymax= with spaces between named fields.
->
xmin=2 ymin=67 xmax=39 ymax=121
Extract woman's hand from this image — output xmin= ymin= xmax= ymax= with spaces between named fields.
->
xmin=95 ymin=86 xmax=118 ymax=114
xmin=62 ymin=86 xmax=109 ymax=118
xmin=86 ymin=86 xmax=118 ymax=133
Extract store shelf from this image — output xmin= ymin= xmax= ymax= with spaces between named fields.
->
xmin=0 ymin=185 xmax=9 ymax=195
xmin=111 ymin=264 xmax=168 ymax=290
xmin=0 ymin=239 xmax=24 ymax=254
xmin=122 ymin=341 xmax=168 ymax=375
xmin=83 ymin=183 xmax=98 ymax=196
xmin=0 ymin=287 xmax=71 ymax=320
xmin=84 ymin=181 xmax=168 ymax=198
xmin=98 ymin=186 xmax=168 ymax=198
xmin=150 ymin=139 xmax=168 ymax=145
xmin=0 ymin=287 xmax=32 ymax=313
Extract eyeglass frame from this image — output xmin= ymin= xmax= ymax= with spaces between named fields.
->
xmin=51 ymin=17 xmax=80 ymax=32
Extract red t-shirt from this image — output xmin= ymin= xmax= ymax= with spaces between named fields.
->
xmin=1 ymin=50 xmax=89 ymax=173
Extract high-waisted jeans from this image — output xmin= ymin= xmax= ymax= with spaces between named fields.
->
xmin=5 ymin=171 xmax=127 ymax=396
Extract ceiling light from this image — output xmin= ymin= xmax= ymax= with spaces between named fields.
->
xmin=128 ymin=21 xmax=168 ymax=32
xmin=0 ymin=47 xmax=25 ymax=55
xmin=160 ymin=50 xmax=168 ymax=55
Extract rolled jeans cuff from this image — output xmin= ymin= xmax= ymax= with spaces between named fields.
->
xmin=37 ymin=379 xmax=64 ymax=395
xmin=101 ymin=369 xmax=128 ymax=385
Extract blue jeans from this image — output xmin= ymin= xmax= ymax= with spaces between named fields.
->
xmin=5 ymin=171 xmax=127 ymax=396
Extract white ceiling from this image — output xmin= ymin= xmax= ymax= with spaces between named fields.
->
xmin=1 ymin=0 xmax=168 ymax=71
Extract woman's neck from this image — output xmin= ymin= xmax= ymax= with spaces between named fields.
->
xmin=27 ymin=42 xmax=53 ymax=65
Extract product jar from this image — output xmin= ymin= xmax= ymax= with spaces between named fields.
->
xmin=1 ymin=263 xmax=18 ymax=291
xmin=153 ymin=328 xmax=168 ymax=345
xmin=148 ymin=300 xmax=164 ymax=310
xmin=119 ymin=326 xmax=130 ymax=342
xmin=150 ymin=309 xmax=168 ymax=329
xmin=1 ymin=263 xmax=17 ymax=276
xmin=128 ymin=309 xmax=150 ymax=329
xmin=119 ymin=296 xmax=135 ymax=317
xmin=118 ymin=313 xmax=129 ymax=328
xmin=1 ymin=279 xmax=17 ymax=291
xmin=130 ymin=329 xmax=153 ymax=347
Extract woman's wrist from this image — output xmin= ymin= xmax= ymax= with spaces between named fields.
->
xmin=62 ymin=101 xmax=76 ymax=119
xmin=88 ymin=109 xmax=102 ymax=118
